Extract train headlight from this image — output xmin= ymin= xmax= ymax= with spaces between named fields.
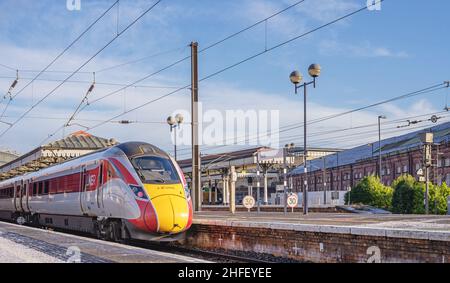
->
xmin=184 ymin=186 xmax=191 ymax=200
xmin=130 ymin=185 xmax=148 ymax=200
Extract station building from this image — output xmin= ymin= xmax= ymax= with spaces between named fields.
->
xmin=0 ymin=131 xmax=118 ymax=181
xmin=290 ymin=121 xmax=450 ymax=206
xmin=0 ymin=150 xmax=19 ymax=167
xmin=178 ymin=146 xmax=341 ymax=205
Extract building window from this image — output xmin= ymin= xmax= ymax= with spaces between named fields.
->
xmin=415 ymin=163 xmax=421 ymax=171
xmin=446 ymin=174 xmax=450 ymax=185
xmin=403 ymin=165 xmax=408 ymax=173
xmin=397 ymin=166 xmax=402 ymax=174
xmin=386 ymin=168 xmax=391 ymax=175
xmin=445 ymin=158 xmax=450 ymax=167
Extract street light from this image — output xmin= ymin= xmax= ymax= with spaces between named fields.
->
xmin=167 ymin=113 xmax=184 ymax=161
xmin=378 ymin=115 xmax=387 ymax=180
xmin=283 ymin=143 xmax=295 ymax=215
xmin=290 ymin=64 xmax=321 ymax=215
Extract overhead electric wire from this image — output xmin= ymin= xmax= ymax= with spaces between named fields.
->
xmin=9 ymin=45 xmax=187 ymax=75
xmin=0 ymin=63 xmax=16 ymax=72
xmin=0 ymin=75 xmax=181 ymax=89
xmin=178 ymin=111 xmax=450 ymax=159
xmin=78 ymin=0 xmax=384 ymax=137
xmin=70 ymin=0 xmax=309 ymax=114
xmin=175 ymin=83 xmax=448 ymax=154
xmin=41 ymin=0 xmax=310 ymax=141
xmin=0 ymin=0 xmax=163 ymax=139
xmin=310 ymin=121 xmax=449 ymax=149
xmin=277 ymin=111 xmax=449 ymax=142
xmin=10 ymin=1 xmax=120 ymax=101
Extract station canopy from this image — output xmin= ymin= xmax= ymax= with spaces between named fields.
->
xmin=0 ymin=131 xmax=118 ymax=181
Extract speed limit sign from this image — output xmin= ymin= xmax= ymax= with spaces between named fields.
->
xmin=242 ymin=195 xmax=256 ymax=211
xmin=287 ymin=193 xmax=298 ymax=209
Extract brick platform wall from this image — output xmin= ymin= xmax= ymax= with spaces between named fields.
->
xmin=201 ymin=206 xmax=344 ymax=213
xmin=185 ymin=224 xmax=450 ymax=263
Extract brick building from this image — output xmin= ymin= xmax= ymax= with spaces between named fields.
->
xmin=290 ymin=122 xmax=450 ymax=193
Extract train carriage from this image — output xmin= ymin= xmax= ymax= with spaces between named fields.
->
xmin=0 ymin=142 xmax=193 ymax=242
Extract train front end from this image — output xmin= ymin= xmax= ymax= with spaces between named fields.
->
xmin=117 ymin=143 xmax=193 ymax=241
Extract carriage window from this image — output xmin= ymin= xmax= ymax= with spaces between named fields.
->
xmin=38 ymin=182 xmax=43 ymax=195
xmin=131 ymin=156 xmax=180 ymax=184
xmin=33 ymin=183 xmax=37 ymax=195
xmin=44 ymin=181 xmax=49 ymax=194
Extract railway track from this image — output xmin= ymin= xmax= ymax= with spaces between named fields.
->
xmin=136 ymin=242 xmax=272 ymax=263
xmin=0 ymin=220 xmax=271 ymax=263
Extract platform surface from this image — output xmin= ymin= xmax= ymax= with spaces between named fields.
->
xmin=193 ymin=212 xmax=450 ymax=241
xmin=0 ymin=222 xmax=208 ymax=263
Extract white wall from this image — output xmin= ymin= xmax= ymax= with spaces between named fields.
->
xmin=270 ymin=191 xmax=348 ymax=207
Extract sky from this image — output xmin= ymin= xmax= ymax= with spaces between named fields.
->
xmin=0 ymin=0 xmax=449 ymax=159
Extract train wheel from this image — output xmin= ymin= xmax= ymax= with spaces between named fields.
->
xmin=109 ymin=221 xmax=121 ymax=242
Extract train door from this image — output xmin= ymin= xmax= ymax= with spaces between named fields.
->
xmin=97 ymin=161 xmax=104 ymax=210
xmin=14 ymin=181 xmax=23 ymax=212
xmin=80 ymin=165 xmax=88 ymax=214
xmin=23 ymin=180 xmax=30 ymax=212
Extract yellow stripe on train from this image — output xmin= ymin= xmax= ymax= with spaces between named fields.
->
xmin=143 ymin=184 xmax=189 ymax=233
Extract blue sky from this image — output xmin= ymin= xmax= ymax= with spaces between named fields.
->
xmin=0 ymin=0 xmax=449 ymax=157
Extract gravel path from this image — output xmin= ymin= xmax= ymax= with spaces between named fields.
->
xmin=0 ymin=237 xmax=63 ymax=263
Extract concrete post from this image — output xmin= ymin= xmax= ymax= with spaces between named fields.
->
xmin=208 ymin=179 xmax=212 ymax=204
xmin=229 ymin=166 xmax=236 ymax=214
xmin=222 ymin=175 xmax=227 ymax=205
xmin=214 ymin=180 xmax=218 ymax=204
xmin=264 ymin=169 xmax=268 ymax=205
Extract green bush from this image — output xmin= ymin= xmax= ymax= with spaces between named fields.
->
xmin=429 ymin=182 xmax=450 ymax=215
xmin=391 ymin=175 xmax=425 ymax=214
xmin=345 ymin=176 xmax=393 ymax=210
xmin=345 ymin=174 xmax=450 ymax=215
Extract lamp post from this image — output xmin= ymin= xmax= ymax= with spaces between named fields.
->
xmin=290 ymin=64 xmax=321 ymax=215
xmin=378 ymin=115 xmax=387 ymax=179
xmin=167 ymin=113 xmax=184 ymax=161
xmin=283 ymin=143 xmax=295 ymax=215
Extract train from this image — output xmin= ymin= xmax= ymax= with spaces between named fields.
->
xmin=0 ymin=142 xmax=193 ymax=242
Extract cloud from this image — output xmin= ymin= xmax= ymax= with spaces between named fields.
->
xmin=319 ymin=40 xmax=409 ymax=58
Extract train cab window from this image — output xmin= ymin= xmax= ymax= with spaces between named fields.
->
xmin=44 ymin=181 xmax=49 ymax=194
xmin=131 ymin=156 xmax=180 ymax=184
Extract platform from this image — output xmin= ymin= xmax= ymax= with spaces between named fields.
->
xmin=186 ymin=212 xmax=450 ymax=263
xmin=194 ymin=212 xmax=450 ymax=236
xmin=0 ymin=222 xmax=208 ymax=263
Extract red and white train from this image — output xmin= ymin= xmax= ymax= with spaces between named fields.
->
xmin=0 ymin=142 xmax=193 ymax=242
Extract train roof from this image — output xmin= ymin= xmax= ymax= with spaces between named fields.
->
xmin=115 ymin=142 xmax=168 ymax=159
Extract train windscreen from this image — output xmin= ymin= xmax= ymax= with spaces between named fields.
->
xmin=131 ymin=156 xmax=180 ymax=184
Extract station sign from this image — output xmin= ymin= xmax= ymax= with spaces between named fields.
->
xmin=287 ymin=193 xmax=298 ymax=208
xmin=243 ymin=195 xmax=256 ymax=210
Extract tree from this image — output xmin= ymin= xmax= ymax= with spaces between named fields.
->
xmin=345 ymin=176 xmax=393 ymax=210
xmin=429 ymin=182 xmax=450 ymax=215
xmin=391 ymin=175 xmax=425 ymax=214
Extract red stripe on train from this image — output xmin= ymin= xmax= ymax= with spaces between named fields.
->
xmin=108 ymin=158 xmax=139 ymax=186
